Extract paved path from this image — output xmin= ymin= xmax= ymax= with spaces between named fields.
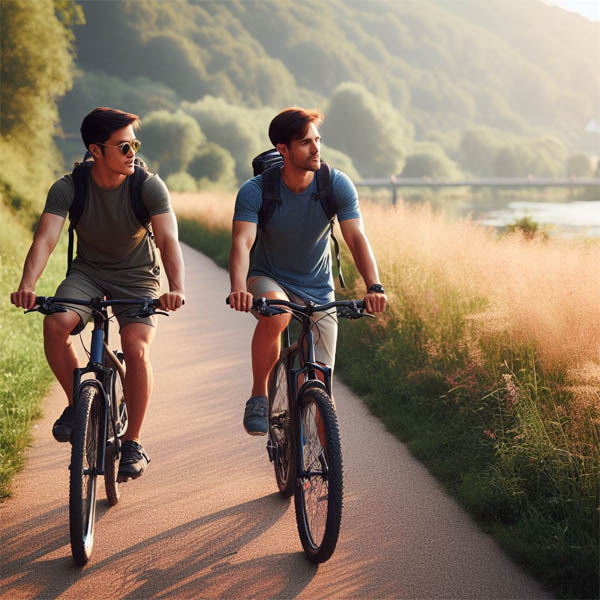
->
xmin=0 ymin=244 xmax=551 ymax=599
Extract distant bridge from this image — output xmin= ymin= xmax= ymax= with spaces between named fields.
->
xmin=354 ymin=176 xmax=599 ymax=203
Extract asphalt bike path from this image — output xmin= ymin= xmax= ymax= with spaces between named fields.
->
xmin=0 ymin=243 xmax=551 ymax=599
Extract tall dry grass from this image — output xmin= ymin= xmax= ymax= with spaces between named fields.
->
xmin=361 ymin=201 xmax=600 ymax=372
xmin=172 ymin=191 xmax=233 ymax=229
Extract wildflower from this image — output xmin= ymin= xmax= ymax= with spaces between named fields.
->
xmin=503 ymin=373 xmax=520 ymax=412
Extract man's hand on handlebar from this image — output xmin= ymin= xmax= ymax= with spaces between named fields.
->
xmin=364 ymin=291 xmax=387 ymax=314
xmin=158 ymin=291 xmax=185 ymax=312
xmin=228 ymin=290 xmax=254 ymax=312
xmin=10 ymin=287 xmax=37 ymax=310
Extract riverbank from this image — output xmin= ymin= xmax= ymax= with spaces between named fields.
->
xmin=173 ymin=190 xmax=599 ymax=599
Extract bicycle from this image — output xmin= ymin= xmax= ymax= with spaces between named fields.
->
xmin=26 ymin=295 xmax=167 ymax=566
xmin=229 ymin=295 xmax=373 ymax=563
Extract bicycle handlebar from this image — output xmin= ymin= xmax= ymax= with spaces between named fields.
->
xmin=28 ymin=296 xmax=165 ymax=318
xmin=226 ymin=296 xmax=374 ymax=319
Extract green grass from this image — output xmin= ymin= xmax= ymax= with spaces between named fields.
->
xmin=178 ymin=214 xmax=599 ymax=600
xmin=0 ymin=205 xmax=66 ymax=499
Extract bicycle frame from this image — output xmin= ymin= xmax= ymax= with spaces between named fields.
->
xmin=279 ymin=318 xmax=333 ymax=481
xmin=71 ymin=307 xmax=115 ymax=477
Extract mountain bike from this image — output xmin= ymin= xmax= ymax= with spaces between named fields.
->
xmin=230 ymin=295 xmax=373 ymax=563
xmin=26 ymin=296 xmax=166 ymax=566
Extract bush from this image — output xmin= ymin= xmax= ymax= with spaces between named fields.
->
xmin=165 ymin=172 xmax=197 ymax=193
xmin=140 ymin=109 xmax=204 ymax=177
xmin=320 ymin=144 xmax=361 ymax=181
xmin=188 ymin=143 xmax=236 ymax=187
xmin=401 ymin=143 xmax=462 ymax=179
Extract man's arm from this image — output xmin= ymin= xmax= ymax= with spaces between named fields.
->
xmin=339 ymin=217 xmax=387 ymax=313
xmin=151 ymin=212 xmax=185 ymax=311
xmin=228 ymin=220 xmax=257 ymax=311
xmin=10 ymin=213 xmax=65 ymax=309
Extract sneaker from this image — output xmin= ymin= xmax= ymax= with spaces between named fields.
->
xmin=243 ymin=396 xmax=268 ymax=436
xmin=117 ymin=440 xmax=150 ymax=482
xmin=52 ymin=405 xmax=76 ymax=442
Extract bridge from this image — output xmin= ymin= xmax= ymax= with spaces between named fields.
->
xmin=354 ymin=176 xmax=599 ymax=203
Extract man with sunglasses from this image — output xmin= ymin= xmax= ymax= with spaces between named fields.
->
xmin=10 ymin=107 xmax=185 ymax=482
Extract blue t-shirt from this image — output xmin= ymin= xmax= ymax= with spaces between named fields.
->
xmin=233 ymin=168 xmax=360 ymax=304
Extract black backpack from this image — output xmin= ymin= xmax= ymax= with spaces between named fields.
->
xmin=251 ymin=149 xmax=345 ymax=288
xmin=66 ymin=155 xmax=150 ymax=275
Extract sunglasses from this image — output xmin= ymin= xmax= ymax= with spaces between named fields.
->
xmin=96 ymin=139 xmax=141 ymax=155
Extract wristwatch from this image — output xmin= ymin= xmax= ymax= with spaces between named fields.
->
xmin=368 ymin=283 xmax=385 ymax=294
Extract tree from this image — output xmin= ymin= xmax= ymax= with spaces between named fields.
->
xmin=323 ymin=82 xmax=413 ymax=177
xmin=140 ymin=110 xmax=204 ymax=177
xmin=188 ymin=143 xmax=236 ymax=186
xmin=566 ymin=153 xmax=593 ymax=177
xmin=1 ymin=0 xmax=80 ymax=215
xmin=181 ymin=96 xmax=268 ymax=182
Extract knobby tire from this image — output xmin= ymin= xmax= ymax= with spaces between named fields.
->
xmin=69 ymin=383 xmax=101 ymax=566
xmin=294 ymin=386 xmax=343 ymax=563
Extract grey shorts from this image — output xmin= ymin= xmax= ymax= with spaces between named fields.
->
xmin=247 ymin=276 xmax=338 ymax=368
xmin=54 ymin=269 xmax=159 ymax=332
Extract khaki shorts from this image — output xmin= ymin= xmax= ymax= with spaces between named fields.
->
xmin=247 ymin=276 xmax=338 ymax=368
xmin=54 ymin=269 xmax=159 ymax=332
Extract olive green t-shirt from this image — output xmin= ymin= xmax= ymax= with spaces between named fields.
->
xmin=43 ymin=172 xmax=172 ymax=288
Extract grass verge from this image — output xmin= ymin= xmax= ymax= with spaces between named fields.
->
xmin=0 ymin=204 xmax=65 ymax=499
xmin=174 ymin=191 xmax=599 ymax=599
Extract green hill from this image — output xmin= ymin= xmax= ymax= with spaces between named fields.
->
xmin=57 ymin=0 xmax=599 ymax=180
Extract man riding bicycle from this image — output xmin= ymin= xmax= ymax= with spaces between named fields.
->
xmin=228 ymin=107 xmax=387 ymax=435
xmin=10 ymin=107 xmax=185 ymax=481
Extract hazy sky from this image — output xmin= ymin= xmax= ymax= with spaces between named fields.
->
xmin=543 ymin=0 xmax=600 ymax=21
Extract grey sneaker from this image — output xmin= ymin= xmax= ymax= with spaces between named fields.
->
xmin=52 ymin=405 xmax=76 ymax=442
xmin=117 ymin=440 xmax=150 ymax=482
xmin=243 ymin=396 xmax=268 ymax=436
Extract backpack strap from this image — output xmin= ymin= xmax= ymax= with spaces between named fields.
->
xmin=314 ymin=163 xmax=345 ymax=289
xmin=257 ymin=165 xmax=282 ymax=228
xmin=67 ymin=161 xmax=93 ymax=276
xmin=129 ymin=162 xmax=151 ymax=237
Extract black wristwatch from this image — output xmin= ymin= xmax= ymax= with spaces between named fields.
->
xmin=368 ymin=283 xmax=385 ymax=294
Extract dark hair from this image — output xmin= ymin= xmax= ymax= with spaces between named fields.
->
xmin=268 ymin=107 xmax=324 ymax=148
xmin=80 ymin=107 xmax=140 ymax=149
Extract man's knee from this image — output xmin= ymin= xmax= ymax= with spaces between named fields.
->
xmin=43 ymin=312 xmax=80 ymax=342
xmin=120 ymin=325 xmax=153 ymax=363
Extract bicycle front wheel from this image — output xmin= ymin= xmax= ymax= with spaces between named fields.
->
xmin=294 ymin=386 xmax=343 ymax=563
xmin=268 ymin=358 xmax=295 ymax=497
xmin=69 ymin=383 xmax=101 ymax=566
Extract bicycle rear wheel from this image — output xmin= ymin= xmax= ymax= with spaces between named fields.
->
xmin=69 ymin=383 xmax=101 ymax=566
xmin=103 ymin=349 xmax=126 ymax=506
xmin=268 ymin=358 xmax=295 ymax=498
xmin=294 ymin=386 xmax=343 ymax=564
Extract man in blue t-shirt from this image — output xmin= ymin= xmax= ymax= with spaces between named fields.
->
xmin=228 ymin=107 xmax=387 ymax=435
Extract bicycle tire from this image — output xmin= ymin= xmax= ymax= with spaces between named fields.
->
xmin=69 ymin=383 xmax=101 ymax=566
xmin=268 ymin=358 xmax=295 ymax=498
xmin=294 ymin=386 xmax=343 ymax=563
xmin=103 ymin=349 xmax=126 ymax=505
